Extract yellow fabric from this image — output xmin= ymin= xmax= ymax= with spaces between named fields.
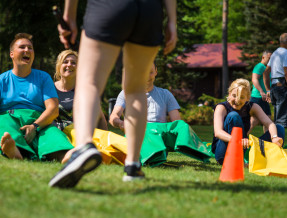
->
xmin=249 ymin=134 xmax=287 ymax=177
xmin=63 ymin=124 xmax=127 ymax=165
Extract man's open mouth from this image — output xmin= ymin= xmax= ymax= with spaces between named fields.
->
xmin=22 ymin=56 xmax=30 ymax=61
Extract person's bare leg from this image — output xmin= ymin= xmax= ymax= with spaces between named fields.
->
xmin=74 ymin=31 xmax=121 ymax=147
xmin=1 ymin=132 xmax=23 ymax=159
xmin=263 ymin=115 xmax=272 ymax=133
xmin=123 ymin=42 xmax=160 ymax=162
xmin=49 ymin=31 xmax=122 ymax=188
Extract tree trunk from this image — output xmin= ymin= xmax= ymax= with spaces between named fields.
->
xmin=222 ymin=0 xmax=229 ymax=98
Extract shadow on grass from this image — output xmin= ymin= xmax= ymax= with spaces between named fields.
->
xmin=71 ymin=174 xmax=287 ymax=196
xmin=133 ymin=179 xmax=287 ymax=195
xmin=155 ymin=160 xmax=221 ymax=172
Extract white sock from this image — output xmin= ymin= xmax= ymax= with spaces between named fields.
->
xmin=125 ymin=161 xmax=141 ymax=168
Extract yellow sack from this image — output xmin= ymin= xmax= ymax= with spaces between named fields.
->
xmin=249 ymin=134 xmax=287 ymax=177
xmin=63 ymin=124 xmax=127 ymax=165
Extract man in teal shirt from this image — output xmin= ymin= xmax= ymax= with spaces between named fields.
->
xmin=0 ymin=33 xmax=74 ymax=161
xmin=250 ymin=50 xmax=272 ymax=133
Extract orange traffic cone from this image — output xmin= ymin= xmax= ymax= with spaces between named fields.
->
xmin=219 ymin=127 xmax=244 ymax=182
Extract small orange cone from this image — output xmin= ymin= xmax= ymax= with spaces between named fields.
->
xmin=219 ymin=127 xmax=244 ymax=182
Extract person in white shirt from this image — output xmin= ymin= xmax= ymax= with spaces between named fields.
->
xmin=109 ymin=63 xmax=181 ymax=131
xmin=263 ymin=33 xmax=287 ymax=127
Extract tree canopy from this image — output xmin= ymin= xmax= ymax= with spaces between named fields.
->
xmin=192 ymin=0 xmax=247 ymax=43
xmin=240 ymin=0 xmax=287 ymax=72
xmin=1 ymin=0 xmax=287 ymax=100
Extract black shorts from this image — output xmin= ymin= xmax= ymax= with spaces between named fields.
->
xmin=83 ymin=0 xmax=163 ymax=46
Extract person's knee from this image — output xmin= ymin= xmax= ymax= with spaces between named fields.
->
xmin=226 ymin=111 xmax=240 ymax=119
xmin=276 ymin=124 xmax=285 ymax=138
xmin=226 ymin=111 xmax=243 ymax=126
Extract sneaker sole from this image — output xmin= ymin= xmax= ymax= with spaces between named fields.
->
xmin=122 ymin=175 xmax=145 ymax=182
xmin=49 ymin=149 xmax=102 ymax=188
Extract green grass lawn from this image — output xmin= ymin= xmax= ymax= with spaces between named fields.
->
xmin=1 ymin=125 xmax=287 ymax=218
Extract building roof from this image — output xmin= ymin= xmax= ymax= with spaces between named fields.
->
xmin=177 ymin=43 xmax=247 ymax=68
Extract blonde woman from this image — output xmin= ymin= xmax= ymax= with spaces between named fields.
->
xmin=212 ymin=78 xmax=284 ymax=165
xmin=54 ymin=50 xmax=107 ymax=131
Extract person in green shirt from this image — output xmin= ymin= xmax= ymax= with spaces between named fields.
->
xmin=250 ymin=50 xmax=272 ymax=133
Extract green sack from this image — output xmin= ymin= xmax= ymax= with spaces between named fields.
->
xmin=0 ymin=109 xmax=73 ymax=160
xmin=140 ymin=126 xmax=167 ymax=167
xmin=140 ymin=120 xmax=212 ymax=167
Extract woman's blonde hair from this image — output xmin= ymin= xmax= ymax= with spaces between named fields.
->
xmin=227 ymin=78 xmax=251 ymax=102
xmin=54 ymin=50 xmax=78 ymax=81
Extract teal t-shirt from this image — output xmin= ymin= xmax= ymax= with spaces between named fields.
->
xmin=0 ymin=69 xmax=58 ymax=113
xmin=251 ymin=63 xmax=269 ymax=98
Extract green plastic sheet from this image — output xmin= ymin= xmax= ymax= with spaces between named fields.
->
xmin=140 ymin=120 xmax=213 ymax=167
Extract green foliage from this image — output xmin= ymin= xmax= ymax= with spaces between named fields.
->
xmin=181 ymin=104 xmax=214 ymax=125
xmin=155 ymin=0 xmax=199 ymax=90
xmin=232 ymin=70 xmax=252 ymax=82
xmin=240 ymin=0 xmax=287 ymax=72
xmin=198 ymin=94 xmax=225 ymax=106
xmin=0 ymin=0 xmax=60 ymax=72
xmin=192 ymin=0 xmax=248 ymax=43
xmin=101 ymin=73 xmax=122 ymax=117
xmin=155 ymin=0 xmax=250 ymax=95
xmin=103 ymin=73 xmax=122 ymax=101
xmin=180 ymin=94 xmax=226 ymax=125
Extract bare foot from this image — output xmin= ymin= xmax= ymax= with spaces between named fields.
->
xmin=61 ymin=147 xmax=77 ymax=164
xmin=1 ymin=132 xmax=23 ymax=159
